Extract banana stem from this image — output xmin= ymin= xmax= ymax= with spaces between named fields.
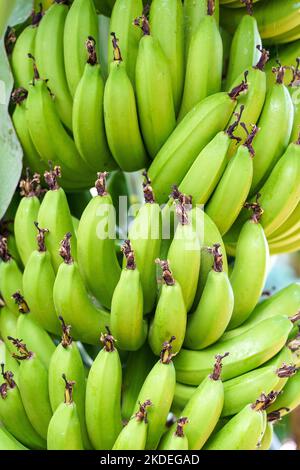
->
xmin=175 ymin=417 xmax=189 ymax=437
xmin=34 ymin=222 xmax=49 ymax=252
xmin=86 ymin=36 xmax=98 ymax=66
xmin=209 ymin=352 xmax=229 ymax=381
xmin=59 ymin=316 xmax=73 ymax=348
xmin=254 ymin=46 xmax=270 ymax=71
xmin=0 ymin=236 xmax=11 ymax=262
xmin=228 ymin=71 xmax=248 ymax=100
xmin=62 ymin=374 xmax=76 ymax=405
xmin=272 ymin=63 xmax=286 ymax=85
xmin=135 ymin=400 xmax=152 ymax=423
xmin=19 ymin=168 xmax=43 ymax=198
xmin=11 ymin=292 xmax=30 ymax=314
xmin=59 ymin=233 xmax=73 ymax=264
xmin=111 ymin=32 xmax=123 ymax=62
xmin=241 ymin=0 xmax=253 ymax=16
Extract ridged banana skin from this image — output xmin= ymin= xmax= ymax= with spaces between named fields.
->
xmin=111 ymin=269 xmax=147 ymax=351
xmin=104 ymin=61 xmax=148 ymax=172
xmin=77 ymin=194 xmax=121 ymax=310
xmin=53 ymin=262 xmax=111 ymax=345
xmin=0 ymin=426 xmax=27 ymax=450
xmin=73 ymin=61 xmax=116 ymax=172
xmin=158 ymin=425 xmax=188 ymax=450
xmin=259 ymin=422 xmax=273 ymax=451
xmin=148 ymin=92 xmax=238 ymax=204
xmin=150 ymin=0 xmax=184 ymax=113
xmin=225 ymin=15 xmax=261 ymax=90
xmin=228 ymin=221 xmax=269 ymax=330
xmin=38 ymin=187 xmax=77 ymax=273
xmin=182 ymin=376 xmax=224 ymax=450
xmin=174 ymin=315 xmax=293 ymax=386
xmin=35 ymin=2 xmax=73 ymax=130
xmin=0 ymin=384 xmax=46 ymax=450
xmin=206 ymin=145 xmax=253 ymax=236
xmin=135 ymin=360 xmax=176 ymax=450
xmin=178 ymin=15 xmax=223 ymax=121
xmin=18 ymin=355 xmax=52 ymax=440
xmin=149 ymin=283 xmax=187 ymax=356
xmin=11 ymin=25 xmax=37 ymax=88
xmin=205 ymin=405 xmax=265 ymax=450
xmin=48 ymin=342 xmax=90 ymax=450
xmin=185 ymin=270 xmax=234 ymax=350
xmin=16 ymin=315 xmax=55 ymax=370
xmin=108 ymin=0 xmax=143 ymax=87
xmin=136 ymin=35 xmax=176 ymax=159
xmin=85 ymin=347 xmax=122 ymax=450
xmin=113 ymin=419 xmax=148 ymax=450
xmin=14 ymin=196 xmax=40 ymax=266
xmin=47 ymin=402 xmax=83 ymax=450
xmin=268 ymin=201 xmax=300 ymax=242
xmin=0 ymin=340 xmax=19 ymax=378
xmin=0 ymin=307 xmax=17 ymax=354
xmin=267 ymin=370 xmax=300 ymax=416
xmin=251 ymin=83 xmax=294 ymax=194
xmin=128 ymin=203 xmax=161 ymax=314
xmin=63 ymin=0 xmax=99 ymax=97
xmin=22 ymin=250 xmax=61 ymax=335
xmin=0 ymin=259 xmax=23 ymax=315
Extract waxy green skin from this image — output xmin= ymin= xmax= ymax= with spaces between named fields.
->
xmin=269 ymin=201 xmax=300 ymax=242
xmin=135 ymin=359 xmax=176 ymax=450
xmin=0 ymin=258 xmax=23 ymax=316
xmin=205 ymin=405 xmax=266 ymax=450
xmin=185 ymin=269 xmax=234 ymax=350
xmin=63 ymin=0 xmax=99 ymax=97
xmin=104 ymin=61 xmax=148 ymax=172
xmin=47 ymin=401 xmax=83 ymax=450
xmin=0 ymin=340 xmax=19 ymax=378
xmin=0 ymin=307 xmax=17 ymax=354
xmin=23 ymin=249 xmax=61 ymax=335
xmin=183 ymin=0 xmax=219 ymax=56
xmin=113 ymin=418 xmax=148 ymax=450
xmin=158 ymin=425 xmax=188 ymax=451
xmin=108 ymin=0 xmax=143 ymax=87
xmin=148 ymin=91 xmax=239 ymax=204
xmin=269 ymin=227 xmax=300 ymax=252
xmin=228 ymin=220 xmax=269 ymax=330
xmin=290 ymin=85 xmax=300 ymax=143
xmin=259 ymin=422 xmax=273 ymax=450
xmin=77 ymin=193 xmax=121 ymax=310
xmin=111 ymin=268 xmax=147 ymax=351
xmin=149 ymin=282 xmax=186 ymax=356
xmin=14 ymin=195 xmax=40 ymax=266
xmin=135 ymin=34 xmax=176 ymax=159
xmin=53 ymin=261 xmax=111 ymax=345
xmin=0 ymin=426 xmax=27 ymax=450
xmin=35 ymin=1 xmax=73 ymax=130
xmin=267 ymin=370 xmax=300 ymax=416
xmin=11 ymin=25 xmax=37 ymax=89
xmin=150 ymin=0 xmax=184 ymax=113
xmin=85 ymin=346 xmax=122 ymax=450
xmin=174 ymin=315 xmax=293 ymax=385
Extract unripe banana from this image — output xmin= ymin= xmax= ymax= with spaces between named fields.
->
xmin=135 ymin=13 xmax=176 ymax=158
xmin=104 ymin=35 xmax=148 ymax=172
xmin=267 ymin=370 xmax=300 ymax=420
xmin=108 ymin=0 xmax=143 ymax=87
xmin=174 ymin=314 xmax=297 ymax=385
xmin=35 ymin=0 xmax=73 ymax=130
xmin=0 ymin=237 xmax=23 ymax=316
xmin=258 ymin=422 xmax=273 ymax=451
xmin=0 ymin=364 xmax=46 ymax=449
xmin=268 ymin=201 xmax=300 ymax=243
xmin=85 ymin=330 xmax=122 ymax=450
xmin=53 ymin=233 xmax=111 ymax=345
xmin=178 ymin=1 xmax=222 ymax=121
xmin=73 ymin=37 xmax=116 ymax=172
xmin=0 ymin=340 xmax=19 ymax=378
xmin=63 ymin=0 xmax=99 ymax=97
xmin=158 ymin=417 xmax=189 ymax=450
xmin=0 ymin=425 xmax=27 ymax=450
xmin=185 ymin=244 xmax=234 ymax=349
xmin=150 ymin=0 xmax=184 ymax=112
xmin=48 ymin=317 xmax=90 ymax=449
xmin=149 ymin=260 xmax=186 ymax=356
xmin=135 ymin=339 xmax=176 ymax=450
xmin=77 ymin=173 xmax=121 ymax=310
xmin=47 ymin=374 xmax=83 ymax=450
xmin=0 ymin=307 xmax=17 ymax=354
xmin=113 ymin=400 xmax=153 ymax=450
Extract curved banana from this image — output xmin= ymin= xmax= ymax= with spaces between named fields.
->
xmin=0 ymin=426 xmax=27 ymax=450
xmin=269 ymin=233 xmax=300 ymax=255
xmin=113 ymin=400 xmax=152 ymax=450
xmin=158 ymin=417 xmax=189 ymax=451
xmin=267 ymin=370 xmax=300 ymax=420
xmin=85 ymin=330 xmax=122 ymax=450
xmin=0 ymin=237 xmax=23 ymax=316
xmin=0 ymin=307 xmax=17 ymax=354
xmin=258 ymin=422 xmax=273 ymax=450
xmin=268 ymin=201 xmax=300 ymax=243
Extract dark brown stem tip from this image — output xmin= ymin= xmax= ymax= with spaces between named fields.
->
xmin=59 ymin=233 xmax=73 ymax=264
xmin=267 ymin=407 xmax=290 ymax=423
xmin=228 ymin=71 xmax=248 ymax=100
xmin=62 ymin=374 xmax=76 ymax=405
xmin=59 ymin=316 xmax=73 ymax=348
xmin=288 ymin=336 xmax=300 ymax=353
xmin=31 ymin=3 xmax=44 ymax=26
xmin=241 ymin=122 xmax=259 ymax=157
xmin=272 ymin=62 xmax=286 ymax=85
xmin=207 ymin=0 xmax=215 ymax=16
xmin=288 ymin=57 xmax=300 ymax=88
xmin=210 ymin=352 xmax=229 ymax=381
xmin=27 ymin=53 xmax=40 ymax=81
xmin=254 ymin=45 xmax=270 ymax=71
xmin=244 ymin=193 xmax=264 ymax=223
xmin=295 ymin=128 xmax=300 ymax=146
xmin=5 ymin=27 xmax=16 ymax=55
xmin=252 ymin=391 xmax=280 ymax=412
xmin=7 ymin=336 xmax=32 ymax=360
xmin=276 ymin=363 xmax=299 ymax=378
xmin=44 ymin=164 xmax=61 ymax=190
xmin=100 ymin=327 xmax=116 ymax=352
xmin=11 ymin=292 xmax=30 ymax=314
xmin=135 ymin=399 xmax=152 ymax=424
xmin=171 ymin=185 xmax=192 ymax=225
xmin=122 ymin=240 xmax=136 ymax=270
xmin=289 ymin=310 xmax=300 ymax=324
xmin=241 ymin=0 xmax=253 ymax=15
xmin=142 ymin=171 xmax=155 ymax=204
xmin=133 ymin=12 xmax=150 ymax=36
xmin=155 ymin=258 xmax=175 ymax=286
xmin=226 ymin=105 xmax=244 ymax=143
xmin=11 ymin=87 xmax=28 ymax=105
xmin=95 ymin=172 xmax=108 ymax=196
xmin=0 ymin=236 xmax=11 ymax=262
xmin=111 ymin=32 xmax=123 ymax=62
xmin=175 ymin=417 xmax=189 ymax=437
xmin=206 ymin=243 xmax=223 ymax=272
xmin=86 ymin=36 xmax=98 ymax=65
xmin=20 ymin=168 xmax=43 ymax=197
xmin=0 ymin=363 xmax=15 ymax=390
xmin=34 ymin=221 xmax=49 ymax=252
xmin=160 ymin=336 xmax=176 ymax=364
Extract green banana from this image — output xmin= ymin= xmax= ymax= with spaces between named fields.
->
xmin=148 ymin=78 xmax=248 ymax=204
xmin=111 ymin=240 xmax=147 ymax=351
xmin=158 ymin=417 xmax=189 ymax=450
xmin=0 ymin=306 xmax=17 ymax=354
xmin=0 ymin=364 xmax=46 ymax=449
xmin=269 ymin=226 xmax=300 ymax=252
xmin=0 ymin=237 xmax=23 ymax=316
xmin=149 ymin=260 xmax=186 ymax=356
xmin=135 ymin=338 xmax=176 ymax=450
xmin=37 ymin=166 xmax=77 ymax=272
xmin=108 ymin=0 xmax=143 ymax=87
xmin=174 ymin=314 xmax=298 ymax=385
xmin=268 ymin=201 xmax=300 ymax=243
xmin=0 ymin=340 xmax=19 ymax=378
xmin=77 ymin=172 xmax=121 ymax=310
xmin=53 ymin=233 xmax=111 ymax=345
xmin=227 ymin=202 xmax=269 ymax=330
xmin=267 ymin=370 xmax=300 ymax=420
xmin=35 ymin=0 xmax=73 ymax=130
xmin=179 ymin=0 xmax=222 ymax=121
xmin=258 ymin=422 xmax=273 ymax=450
xmin=63 ymin=0 xmax=99 ymax=97
xmin=113 ymin=400 xmax=152 ymax=450
xmin=135 ymin=12 xmax=176 ymax=158
xmin=0 ymin=425 xmax=27 ymax=450
xmin=104 ymin=35 xmax=148 ymax=172
xmin=73 ymin=36 xmax=116 ymax=172
xmin=150 ymin=0 xmax=184 ymax=113
xmin=185 ymin=244 xmax=234 ymax=349
xmin=269 ymin=233 xmax=300 ymax=255
xmin=85 ymin=330 xmax=122 ymax=450
xmin=290 ymin=63 xmax=300 ymax=142
xmin=47 ymin=374 xmax=83 ymax=450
